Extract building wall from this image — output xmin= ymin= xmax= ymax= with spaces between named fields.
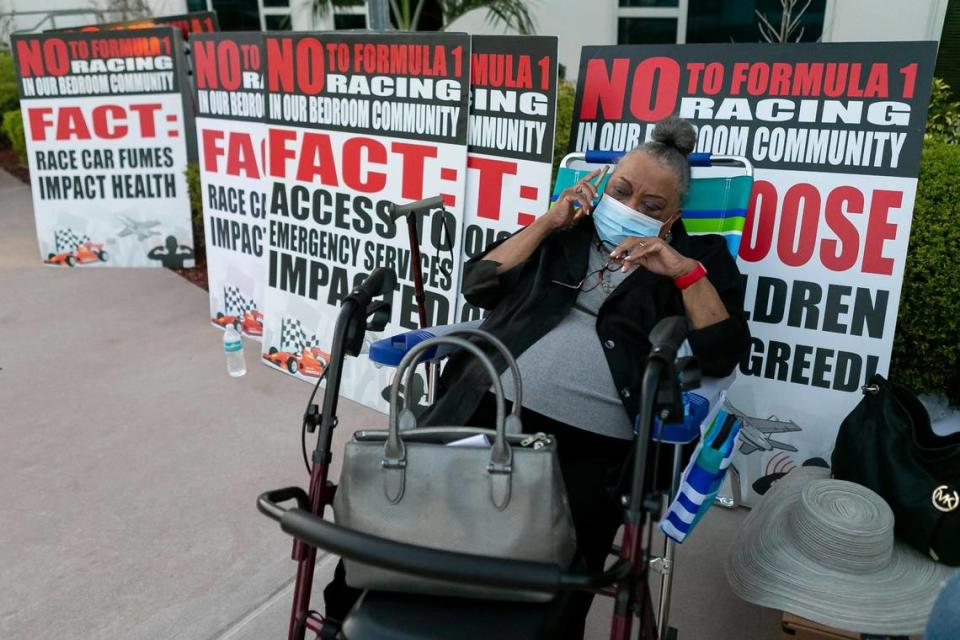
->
xmin=448 ymin=0 xmax=948 ymax=82
xmin=445 ymin=0 xmax=618 ymax=82
xmin=821 ymin=0 xmax=948 ymax=44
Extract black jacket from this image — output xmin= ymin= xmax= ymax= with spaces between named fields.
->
xmin=424 ymin=218 xmax=750 ymax=428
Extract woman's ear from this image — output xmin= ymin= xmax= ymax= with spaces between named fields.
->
xmin=659 ymin=210 xmax=682 ymax=239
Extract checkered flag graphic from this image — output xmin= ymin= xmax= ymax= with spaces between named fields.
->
xmin=279 ymin=317 xmax=321 ymax=353
xmin=54 ymin=228 xmax=91 ymax=253
xmin=223 ymin=285 xmax=257 ymax=316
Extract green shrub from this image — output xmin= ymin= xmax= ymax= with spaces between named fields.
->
xmin=551 ymin=79 xmax=575 ymax=184
xmin=0 ymin=51 xmax=20 ymax=114
xmin=926 ymin=78 xmax=960 ymax=144
xmin=185 ymin=163 xmax=204 ymax=254
xmin=889 ymin=139 xmax=960 ymax=404
xmin=2 ymin=109 xmax=26 ymax=165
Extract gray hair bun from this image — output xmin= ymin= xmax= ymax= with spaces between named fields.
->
xmin=652 ymin=116 xmax=696 ymax=156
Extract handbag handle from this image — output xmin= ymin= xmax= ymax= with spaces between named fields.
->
xmin=385 ymin=332 xmax=521 ymax=510
xmin=390 ymin=329 xmax=523 ymax=436
xmin=400 ymin=328 xmax=523 ymax=422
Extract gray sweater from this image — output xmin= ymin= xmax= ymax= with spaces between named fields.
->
xmin=501 ymin=240 xmax=634 ymax=440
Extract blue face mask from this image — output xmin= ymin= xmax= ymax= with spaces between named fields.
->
xmin=591 ymin=194 xmax=665 ymax=246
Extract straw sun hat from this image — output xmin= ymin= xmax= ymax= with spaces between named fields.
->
xmin=726 ymin=467 xmax=956 ymax=635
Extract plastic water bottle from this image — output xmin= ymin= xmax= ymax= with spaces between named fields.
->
xmin=223 ymin=324 xmax=246 ymax=377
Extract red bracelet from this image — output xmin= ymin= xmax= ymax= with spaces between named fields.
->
xmin=674 ymin=261 xmax=707 ymax=290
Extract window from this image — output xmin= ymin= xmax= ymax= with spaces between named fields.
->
xmin=264 ymin=13 xmax=292 ymax=30
xmin=186 ymin=0 xmax=207 ymax=12
xmin=617 ymin=0 xmax=682 ymax=44
xmin=211 ymin=0 xmax=261 ymax=31
xmin=618 ymin=18 xmax=679 ymax=44
xmin=686 ymin=0 xmax=825 ymax=43
xmin=334 ymin=13 xmax=366 ymax=29
xmin=620 ymin=0 xmax=678 ymax=6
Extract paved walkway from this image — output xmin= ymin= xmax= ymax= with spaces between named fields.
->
xmin=0 ymin=170 xmax=780 ymax=640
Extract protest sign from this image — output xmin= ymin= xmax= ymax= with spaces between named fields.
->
xmin=193 ymin=32 xmax=267 ymax=340
xmin=569 ymin=42 xmax=937 ymax=505
xmin=260 ymin=32 xmax=471 ymax=409
xmin=53 ymin=11 xmax=220 ymax=38
xmin=12 ymin=28 xmax=195 ymax=269
xmin=457 ymin=35 xmax=558 ymax=322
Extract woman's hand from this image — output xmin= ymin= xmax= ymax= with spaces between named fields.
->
xmin=543 ymin=167 xmax=606 ymax=231
xmin=610 ymin=236 xmax=697 ymax=278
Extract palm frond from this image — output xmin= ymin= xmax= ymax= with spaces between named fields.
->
xmin=439 ymin=0 xmax=536 ymax=34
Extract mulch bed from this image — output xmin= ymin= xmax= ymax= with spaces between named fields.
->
xmin=0 ymin=141 xmax=209 ymax=291
xmin=0 ymin=146 xmax=29 ymax=183
xmin=172 ymin=250 xmax=209 ymax=291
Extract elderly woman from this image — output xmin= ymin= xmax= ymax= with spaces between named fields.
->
xmin=325 ymin=116 xmax=750 ymax=636
xmin=425 ymin=115 xmax=750 ymax=637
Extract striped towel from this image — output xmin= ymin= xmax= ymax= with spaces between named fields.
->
xmin=659 ymin=393 xmax=741 ymax=543
xmin=681 ymin=175 xmax=752 ymax=258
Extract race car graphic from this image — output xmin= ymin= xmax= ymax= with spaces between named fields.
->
xmin=212 ymin=310 xmax=263 ymax=336
xmin=212 ymin=312 xmax=241 ymax=330
xmin=263 ymin=346 xmax=330 ymax=378
xmin=240 ymin=310 xmax=263 ymax=337
xmin=44 ymin=242 xmax=108 ymax=267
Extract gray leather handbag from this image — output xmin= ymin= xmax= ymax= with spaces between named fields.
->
xmin=332 ymin=330 xmax=577 ymax=601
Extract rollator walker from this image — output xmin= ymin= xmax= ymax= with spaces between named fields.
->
xmin=257 ymin=150 xmax=754 ymax=640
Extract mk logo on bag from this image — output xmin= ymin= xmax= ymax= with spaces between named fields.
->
xmin=932 ymin=485 xmax=960 ymax=513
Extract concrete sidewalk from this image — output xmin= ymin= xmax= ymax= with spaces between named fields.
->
xmin=0 ymin=170 xmax=780 ymax=640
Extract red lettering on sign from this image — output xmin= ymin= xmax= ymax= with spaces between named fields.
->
xmin=128 ymin=103 xmax=162 ymax=137
xmin=202 ymin=129 xmax=225 ymax=173
xmin=740 ymin=181 xmax=903 ymax=275
xmin=17 ymin=38 xmax=69 ymax=77
xmin=741 ymin=179 xmax=778 ymax=263
xmin=821 ymin=186 xmax=863 ymax=272
xmin=392 ymin=142 xmax=437 ymax=200
xmin=26 ymin=107 xmax=54 ymax=141
xmin=217 ymin=41 xmax=242 ymax=91
xmin=467 ymin=156 xmax=517 ymax=221
xmin=579 ymin=58 xmax=629 ymax=120
xmin=28 ymin=104 xmax=164 ymax=140
xmin=777 ymin=183 xmax=820 ymax=267
xmin=91 ymin=105 xmax=127 ymax=139
xmin=227 ymin=132 xmax=260 ymax=178
xmin=342 ymin=137 xmax=386 ymax=193
xmin=629 ymin=57 xmax=679 ymax=120
xmin=194 ymin=39 xmax=244 ymax=91
xmin=267 ymin=127 xmax=296 ymax=178
xmin=192 ymin=40 xmax=218 ymax=89
xmin=863 ymin=190 xmax=901 ymax=276
xmin=56 ymin=107 xmax=91 ymax=140
xmin=266 ymin=38 xmax=294 ymax=92
xmin=297 ymin=132 xmax=338 ymax=184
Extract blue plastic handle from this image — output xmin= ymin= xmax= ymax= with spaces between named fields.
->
xmin=368 ymin=330 xmax=438 ymax=367
xmin=581 ymin=150 xmax=711 ymax=167
xmin=583 ymin=150 xmax=623 ymax=164
xmin=652 ymin=391 xmax=711 ymax=444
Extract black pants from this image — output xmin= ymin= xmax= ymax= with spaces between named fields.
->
xmin=324 ymin=394 xmax=633 ymax=639
xmin=472 ymin=394 xmax=632 ymax=639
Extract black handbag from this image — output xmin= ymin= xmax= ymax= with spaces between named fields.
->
xmin=832 ymin=374 xmax=960 ymax=566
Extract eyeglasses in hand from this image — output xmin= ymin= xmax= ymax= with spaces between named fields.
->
xmin=552 ymin=239 xmax=622 ymax=293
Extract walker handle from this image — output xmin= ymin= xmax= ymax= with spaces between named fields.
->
xmin=258 ymin=488 xmax=562 ymax=592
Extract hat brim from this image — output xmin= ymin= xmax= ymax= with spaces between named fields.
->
xmin=726 ymin=467 xmax=956 ymax=635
